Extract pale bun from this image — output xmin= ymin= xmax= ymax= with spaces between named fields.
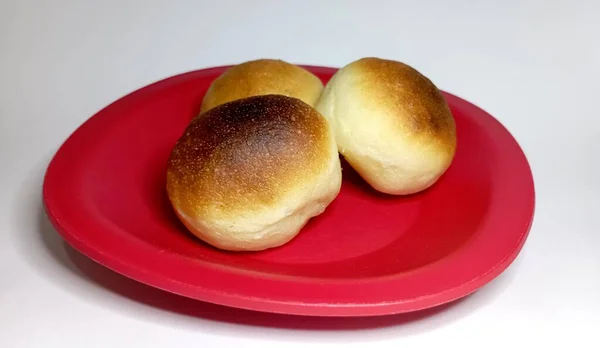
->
xmin=167 ymin=94 xmax=342 ymax=251
xmin=200 ymin=59 xmax=324 ymax=113
xmin=315 ymin=57 xmax=457 ymax=195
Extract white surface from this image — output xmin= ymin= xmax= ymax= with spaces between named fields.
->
xmin=1 ymin=0 xmax=599 ymax=346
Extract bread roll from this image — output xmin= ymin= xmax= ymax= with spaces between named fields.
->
xmin=200 ymin=59 xmax=324 ymax=113
xmin=167 ymin=94 xmax=342 ymax=251
xmin=315 ymin=57 xmax=457 ymax=195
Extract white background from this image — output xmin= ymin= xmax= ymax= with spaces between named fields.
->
xmin=1 ymin=0 xmax=599 ymax=347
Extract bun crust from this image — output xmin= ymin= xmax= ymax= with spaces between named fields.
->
xmin=316 ymin=57 xmax=456 ymax=195
xmin=200 ymin=59 xmax=324 ymax=113
xmin=167 ymin=94 xmax=341 ymax=251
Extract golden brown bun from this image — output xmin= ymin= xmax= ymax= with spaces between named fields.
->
xmin=167 ymin=94 xmax=342 ymax=251
xmin=315 ymin=57 xmax=457 ymax=195
xmin=200 ymin=59 xmax=324 ymax=113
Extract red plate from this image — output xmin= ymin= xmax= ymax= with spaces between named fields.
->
xmin=43 ymin=65 xmax=535 ymax=317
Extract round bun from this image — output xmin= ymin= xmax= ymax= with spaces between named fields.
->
xmin=315 ymin=57 xmax=457 ymax=195
xmin=167 ymin=94 xmax=342 ymax=251
xmin=200 ymin=59 xmax=324 ymax=113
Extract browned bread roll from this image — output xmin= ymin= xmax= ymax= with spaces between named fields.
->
xmin=200 ymin=59 xmax=324 ymax=113
xmin=167 ymin=94 xmax=342 ymax=251
xmin=315 ymin=57 xmax=457 ymax=195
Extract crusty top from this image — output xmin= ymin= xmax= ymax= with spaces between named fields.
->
xmin=200 ymin=59 xmax=324 ymax=113
xmin=348 ymin=57 xmax=456 ymax=152
xmin=167 ymin=94 xmax=332 ymax=220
